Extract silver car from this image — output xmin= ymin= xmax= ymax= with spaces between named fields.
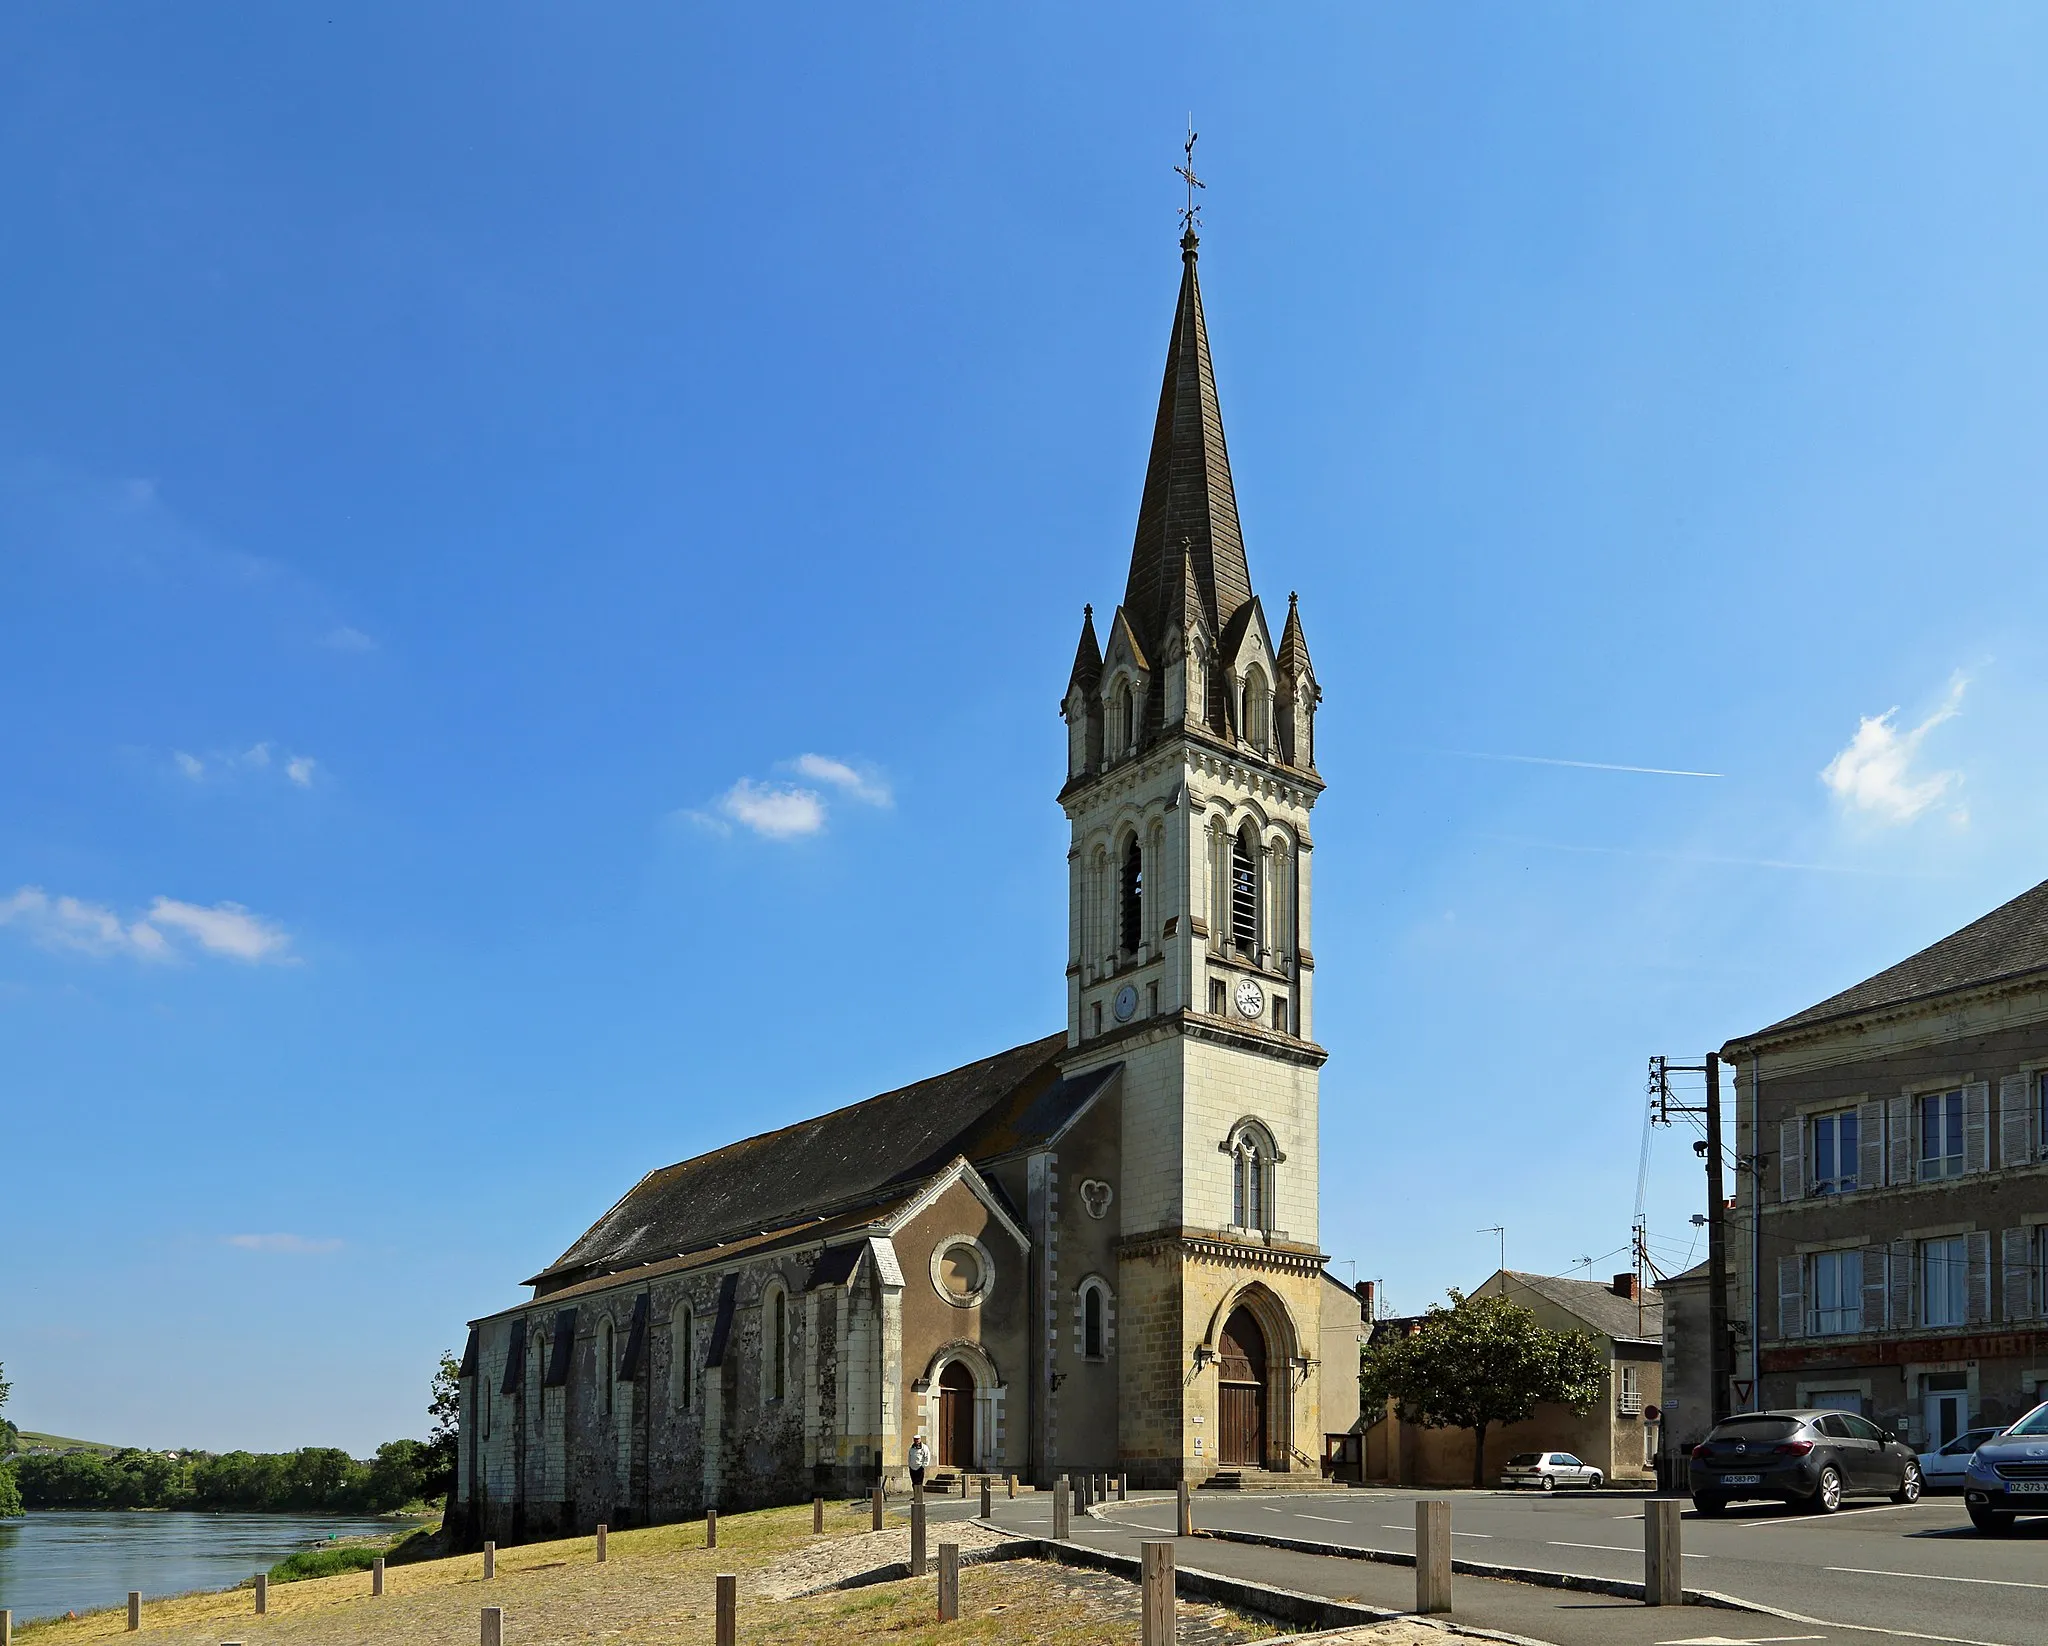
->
xmin=1918 ymin=1427 xmax=2001 ymax=1493
xmin=1500 ymin=1450 xmax=1604 ymax=1490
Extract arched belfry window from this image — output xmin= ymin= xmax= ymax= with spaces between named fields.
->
xmin=1230 ymin=828 xmax=1258 ymax=958
xmin=1114 ymin=680 xmax=1135 ymax=755
xmin=1242 ymin=667 xmax=1269 ymax=751
xmin=1228 ymin=1120 xmax=1278 ymax=1233
xmin=1119 ymin=836 xmax=1143 ymax=957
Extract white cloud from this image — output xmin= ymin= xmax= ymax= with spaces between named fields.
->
xmin=789 ymin=753 xmax=893 ymax=806
xmin=1820 ymin=675 xmax=1967 ymax=824
xmin=225 ymin=1233 xmax=343 ymax=1255
xmin=321 ymin=625 xmax=377 ymax=653
xmin=285 ymin=756 xmax=316 ymax=787
xmin=146 ymin=898 xmax=292 ymax=962
xmin=173 ymin=751 xmax=205 ymax=781
xmin=169 ymin=742 xmax=320 ymax=788
xmin=0 ymin=886 xmax=293 ymax=965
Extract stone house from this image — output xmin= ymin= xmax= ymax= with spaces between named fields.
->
xmin=1723 ymin=877 xmax=2048 ymax=1450
xmin=1653 ymin=1260 xmax=1712 ymax=1468
xmin=449 ymin=221 xmax=1338 ymax=1547
xmin=1360 ymin=1271 xmax=1663 ymax=1486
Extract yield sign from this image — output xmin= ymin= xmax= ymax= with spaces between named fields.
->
xmin=1733 ymin=1379 xmax=1754 ymax=1405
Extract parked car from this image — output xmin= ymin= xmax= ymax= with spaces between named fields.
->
xmin=1961 ymin=1400 xmax=2048 ymax=1534
xmin=1500 ymin=1451 xmax=1604 ymax=1490
xmin=1689 ymin=1410 xmax=1921 ymax=1514
xmin=1918 ymin=1427 xmax=2002 ymax=1492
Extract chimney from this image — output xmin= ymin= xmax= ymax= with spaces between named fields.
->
xmin=1357 ymin=1279 xmax=1376 ymax=1322
xmin=1612 ymin=1273 xmax=1639 ymax=1301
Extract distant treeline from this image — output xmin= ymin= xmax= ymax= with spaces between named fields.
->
xmin=8 ymin=1438 xmax=450 ymax=1514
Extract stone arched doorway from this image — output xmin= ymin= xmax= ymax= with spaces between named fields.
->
xmin=1217 ymin=1307 xmax=1267 ymax=1466
xmin=937 ymin=1361 xmax=975 ymax=1468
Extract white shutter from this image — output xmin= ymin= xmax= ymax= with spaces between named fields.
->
xmin=1888 ymin=1095 xmax=1913 ymax=1185
xmin=1862 ymin=1245 xmax=1890 ymax=1330
xmin=2000 ymin=1075 xmax=2034 ymax=1168
xmin=1858 ymin=1099 xmax=1886 ymax=1192
xmin=1890 ymin=1238 xmax=1915 ymax=1328
xmin=1779 ymin=1254 xmax=1805 ymax=1341
xmin=1967 ymin=1230 xmax=1993 ymax=1324
xmin=1964 ymin=1082 xmax=1992 ymax=1174
xmin=2004 ymin=1228 xmax=2036 ymax=1322
xmin=1779 ymin=1117 xmax=1805 ymax=1202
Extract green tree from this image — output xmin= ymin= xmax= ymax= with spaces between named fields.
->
xmin=1360 ymin=1290 xmax=1608 ymax=1488
xmin=364 ymin=1438 xmax=430 ymax=1512
xmin=423 ymin=1350 xmax=461 ymax=1501
xmin=0 ymin=1462 xmax=21 ymax=1517
xmin=0 ymin=1359 xmax=17 ymax=1457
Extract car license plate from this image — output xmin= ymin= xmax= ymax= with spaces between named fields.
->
xmin=1722 ymin=1473 xmax=1762 ymax=1485
xmin=2008 ymin=1480 xmax=2048 ymax=1494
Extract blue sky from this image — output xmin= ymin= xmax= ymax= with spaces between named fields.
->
xmin=9 ymin=5 xmax=2048 ymax=1453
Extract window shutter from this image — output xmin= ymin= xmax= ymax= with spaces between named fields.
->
xmin=1779 ymin=1118 xmax=1805 ymax=1202
xmin=1999 ymin=1075 xmax=2033 ymax=1168
xmin=1888 ymin=1095 xmax=1912 ymax=1185
xmin=2003 ymin=1229 xmax=2035 ymax=1322
xmin=1967 ymin=1231 xmax=1992 ymax=1325
xmin=1862 ymin=1245 xmax=1890 ymax=1330
xmin=1857 ymin=1099 xmax=1885 ymax=1191
xmin=1964 ymin=1082 xmax=1992 ymax=1174
xmin=1889 ymin=1238 xmax=1914 ymax=1328
xmin=1778 ymin=1254 xmax=1804 ymax=1341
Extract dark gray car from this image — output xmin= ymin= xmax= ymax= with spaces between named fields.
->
xmin=1960 ymin=1399 xmax=2048 ymax=1533
xmin=1689 ymin=1409 xmax=1922 ymax=1514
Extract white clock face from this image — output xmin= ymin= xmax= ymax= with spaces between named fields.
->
xmin=1113 ymin=984 xmax=1138 ymax=1022
xmin=1233 ymin=977 xmax=1265 ymax=1020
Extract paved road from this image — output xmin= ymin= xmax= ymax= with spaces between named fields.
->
xmin=916 ymin=1485 xmax=2048 ymax=1646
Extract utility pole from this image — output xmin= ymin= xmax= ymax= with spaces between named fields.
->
xmin=1650 ymin=1052 xmax=1735 ymax=1425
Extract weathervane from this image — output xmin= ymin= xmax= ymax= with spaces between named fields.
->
xmin=1176 ymin=120 xmax=1204 ymax=236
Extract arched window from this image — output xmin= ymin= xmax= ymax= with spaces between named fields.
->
xmin=1230 ymin=828 xmax=1258 ymax=958
xmin=772 ymin=1289 xmax=787 ymax=1401
xmin=1114 ymin=680 xmax=1135 ymax=754
xmin=1083 ymin=1284 xmax=1105 ymax=1358
xmin=1229 ymin=1121 xmax=1278 ymax=1233
xmin=672 ymin=1308 xmax=693 ymax=1410
xmin=533 ymin=1331 xmax=549 ymax=1431
xmin=1242 ymin=667 xmax=1269 ymax=750
xmin=600 ymin=1319 xmax=615 ymax=1417
xmin=1119 ymin=836 xmax=1143 ymax=956
xmin=762 ymin=1282 xmax=788 ymax=1404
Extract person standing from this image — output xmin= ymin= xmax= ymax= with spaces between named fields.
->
xmin=907 ymin=1433 xmax=931 ymax=1494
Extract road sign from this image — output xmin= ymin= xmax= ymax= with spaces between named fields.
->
xmin=1732 ymin=1379 xmax=1754 ymax=1405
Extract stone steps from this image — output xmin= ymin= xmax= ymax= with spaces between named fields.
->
xmin=1198 ymin=1467 xmax=1331 ymax=1492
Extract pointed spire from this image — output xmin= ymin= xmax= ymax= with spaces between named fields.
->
xmin=1065 ymin=603 xmax=1102 ymax=700
xmin=1277 ymin=589 xmax=1314 ymax=680
xmin=1120 ymin=232 xmax=1254 ymax=665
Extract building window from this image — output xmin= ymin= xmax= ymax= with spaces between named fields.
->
xmin=533 ymin=1332 xmax=549 ymax=1432
xmin=1209 ymin=978 xmax=1226 ymax=1015
xmin=1080 ymin=1278 xmax=1110 ymax=1360
xmin=1230 ymin=829 xmax=1258 ymax=958
xmin=1617 ymin=1364 xmax=1642 ymax=1415
xmin=1229 ymin=1121 xmax=1276 ymax=1233
xmin=1920 ymin=1090 xmax=1965 ymax=1180
xmin=767 ymin=1287 xmax=787 ymax=1402
xmin=1811 ymin=1110 xmax=1859 ymax=1195
xmin=1921 ymin=1236 xmax=1968 ymax=1327
xmin=1242 ymin=666 xmax=1269 ymax=750
xmin=1272 ymin=995 xmax=1289 ymax=1036
xmin=1091 ymin=1001 xmax=1103 ymax=1036
xmin=601 ymin=1319 xmax=616 ymax=1417
xmin=1119 ymin=836 xmax=1143 ymax=956
xmin=1810 ymin=1250 xmax=1863 ymax=1335
xmin=1114 ymin=680 xmax=1135 ymax=754
xmin=672 ymin=1309 xmax=693 ymax=1409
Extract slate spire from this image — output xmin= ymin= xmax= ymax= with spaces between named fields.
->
xmin=1120 ymin=228 xmax=1255 ymax=662
xmin=1065 ymin=603 xmax=1102 ymax=700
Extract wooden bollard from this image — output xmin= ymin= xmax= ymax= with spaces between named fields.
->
xmin=937 ymin=1541 xmax=960 ymax=1622
xmin=1176 ymin=1478 xmax=1193 ymax=1537
xmin=1140 ymin=1540 xmax=1175 ymax=1646
xmin=872 ymin=1485 xmax=884 ymax=1531
xmin=1645 ymin=1498 xmax=1682 ymax=1606
xmin=483 ymin=1540 xmax=497 ymax=1579
xmin=980 ymin=1476 xmax=992 ymax=1517
xmin=373 ymin=1555 xmax=386 ymax=1594
xmin=1052 ymin=1473 xmax=1069 ymax=1539
xmin=481 ymin=1604 xmax=504 ymax=1646
xmin=596 ymin=1524 xmax=608 ymax=1563
xmin=715 ymin=1572 xmax=737 ymax=1646
xmin=127 ymin=1592 xmax=141 ymax=1631
xmin=2 ymin=1607 xmax=12 ymax=1646
xmin=1007 ymin=1473 xmax=1016 ymax=1498
xmin=706 ymin=1508 xmax=718 ymax=1548
xmin=813 ymin=1495 xmax=824 ymax=1533
xmin=910 ymin=1492 xmax=928 ymax=1576
xmin=255 ymin=1574 xmax=268 ymax=1615
xmin=1416 ymin=1499 xmax=1452 ymax=1614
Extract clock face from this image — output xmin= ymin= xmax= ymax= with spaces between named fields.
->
xmin=1233 ymin=977 xmax=1265 ymax=1020
xmin=1113 ymin=983 xmax=1139 ymax=1023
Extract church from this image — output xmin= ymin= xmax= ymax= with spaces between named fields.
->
xmin=451 ymin=216 xmax=1333 ymax=1545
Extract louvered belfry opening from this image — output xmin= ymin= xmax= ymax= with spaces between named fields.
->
xmin=1230 ymin=830 xmax=1257 ymax=957
xmin=1217 ymin=1307 xmax=1267 ymax=1467
xmin=1120 ymin=836 xmax=1144 ymax=956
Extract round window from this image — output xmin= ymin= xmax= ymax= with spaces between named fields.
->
xmin=929 ymin=1237 xmax=994 ymax=1307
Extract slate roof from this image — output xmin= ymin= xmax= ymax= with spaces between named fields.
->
xmin=1120 ymin=231 xmax=1254 ymax=665
xmin=1489 ymin=1270 xmax=1664 ymax=1345
xmin=527 ymin=1033 xmax=1112 ymax=1294
xmin=1743 ymin=875 xmax=2048 ymax=1039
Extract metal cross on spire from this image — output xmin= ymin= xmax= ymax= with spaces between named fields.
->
xmin=1175 ymin=120 xmax=1205 ymax=236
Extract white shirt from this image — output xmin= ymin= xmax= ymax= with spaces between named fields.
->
xmin=908 ymin=1440 xmax=931 ymax=1470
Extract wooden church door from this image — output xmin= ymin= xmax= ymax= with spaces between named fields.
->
xmin=1217 ymin=1308 xmax=1267 ymax=1467
xmin=937 ymin=1361 xmax=975 ymax=1468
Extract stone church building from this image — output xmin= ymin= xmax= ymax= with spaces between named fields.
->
xmin=451 ymin=224 xmax=1331 ymax=1544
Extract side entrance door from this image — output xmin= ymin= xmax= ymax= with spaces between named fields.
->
xmin=937 ymin=1361 xmax=975 ymax=1469
xmin=1217 ymin=1308 xmax=1267 ymax=1467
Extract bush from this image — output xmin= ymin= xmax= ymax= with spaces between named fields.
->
xmin=0 ymin=1462 xmax=23 ymax=1517
xmin=268 ymin=1545 xmax=382 ymax=1584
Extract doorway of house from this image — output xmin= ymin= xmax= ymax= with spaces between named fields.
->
xmin=937 ymin=1361 xmax=975 ymax=1469
xmin=1218 ymin=1308 xmax=1267 ymax=1467
xmin=1923 ymin=1374 xmax=1967 ymax=1450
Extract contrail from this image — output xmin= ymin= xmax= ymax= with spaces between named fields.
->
xmin=1455 ymin=752 xmax=1724 ymax=778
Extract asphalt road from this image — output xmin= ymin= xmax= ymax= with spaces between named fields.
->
xmin=915 ymin=1484 xmax=2048 ymax=1646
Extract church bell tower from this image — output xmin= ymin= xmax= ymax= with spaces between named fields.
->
xmin=1057 ymin=211 xmax=1329 ymax=1486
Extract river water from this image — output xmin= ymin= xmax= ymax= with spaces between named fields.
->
xmin=0 ymin=1510 xmax=396 ymax=1623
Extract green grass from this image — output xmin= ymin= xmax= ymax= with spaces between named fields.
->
xmin=14 ymin=1432 xmax=120 ymax=1455
xmin=267 ymin=1546 xmax=383 ymax=1583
